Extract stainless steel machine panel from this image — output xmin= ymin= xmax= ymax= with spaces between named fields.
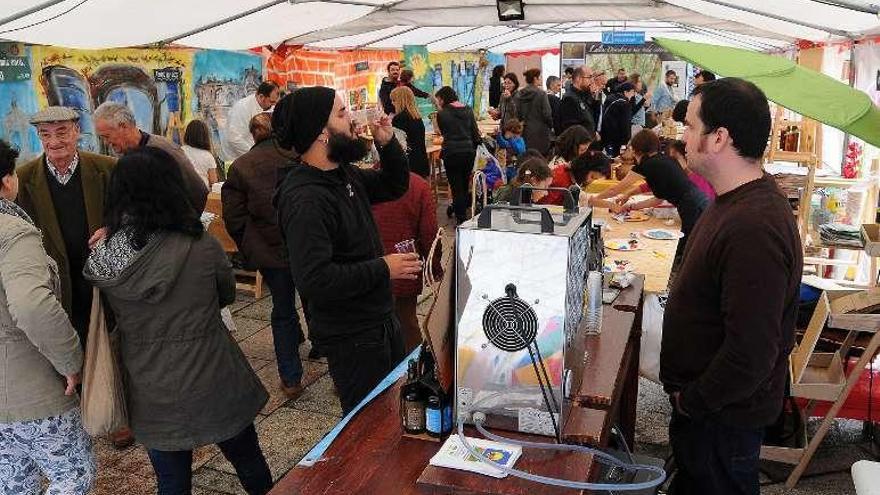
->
xmin=455 ymin=207 xmax=592 ymax=438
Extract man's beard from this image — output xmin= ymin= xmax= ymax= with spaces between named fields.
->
xmin=327 ymin=131 xmax=368 ymax=165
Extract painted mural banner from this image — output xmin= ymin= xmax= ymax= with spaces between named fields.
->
xmin=0 ymin=43 xmax=31 ymax=83
xmin=560 ymin=41 xmax=673 ymax=90
xmin=403 ymin=45 xmax=435 ymax=121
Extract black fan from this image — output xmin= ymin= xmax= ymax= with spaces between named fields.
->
xmin=482 ymin=284 xmax=538 ymax=352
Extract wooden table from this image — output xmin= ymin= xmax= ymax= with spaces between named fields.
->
xmin=591 ymin=206 xmax=681 ymax=293
xmin=269 ymin=278 xmax=645 ymax=494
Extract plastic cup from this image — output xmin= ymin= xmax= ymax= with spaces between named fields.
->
xmin=394 ymin=238 xmax=417 ymax=254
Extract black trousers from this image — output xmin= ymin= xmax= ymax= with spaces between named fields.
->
xmin=319 ymin=318 xmax=405 ymax=415
xmin=668 ymin=409 xmax=764 ymax=495
xmin=443 ymin=151 xmax=476 ymax=223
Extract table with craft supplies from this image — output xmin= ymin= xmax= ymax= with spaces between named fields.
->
xmin=591 ymin=201 xmax=683 ymax=294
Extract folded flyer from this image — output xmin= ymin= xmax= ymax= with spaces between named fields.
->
xmin=429 ymin=435 xmax=522 ymax=478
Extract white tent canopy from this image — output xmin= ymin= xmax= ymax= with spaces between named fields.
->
xmin=0 ymin=0 xmax=878 ymax=51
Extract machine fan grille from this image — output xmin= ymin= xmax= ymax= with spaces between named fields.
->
xmin=482 ymin=284 xmax=538 ymax=352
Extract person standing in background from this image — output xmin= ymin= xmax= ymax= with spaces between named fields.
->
xmin=489 ymin=64 xmax=505 ymax=110
xmin=223 ymin=112 xmax=308 ymax=400
xmin=546 ymin=75 xmax=563 ymax=136
xmin=372 ymin=172 xmax=441 ymax=353
xmin=516 ymin=68 xmax=553 ymax=156
xmin=181 ymin=119 xmax=221 ymax=187
xmin=435 ymin=86 xmax=482 ymax=224
xmin=661 ymin=78 xmax=802 ymax=495
xmin=0 ymin=139 xmax=96 ymax=495
xmin=223 ymin=81 xmax=280 ymax=161
xmin=605 ymin=68 xmax=629 ymax=95
xmin=558 ymin=67 xmax=598 ymax=135
xmin=379 ymin=61 xmax=402 ymax=115
xmin=495 ymin=73 xmax=520 ymax=126
xmin=391 ymin=86 xmax=430 ymax=178
xmin=94 ymin=101 xmax=208 ymax=212
xmin=653 ymin=70 xmax=679 ymax=114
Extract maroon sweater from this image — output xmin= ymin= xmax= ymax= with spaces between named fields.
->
xmin=661 ymin=174 xmax=802 ymax=429
xmin=372 ymin=173 xmax=442 ymax=297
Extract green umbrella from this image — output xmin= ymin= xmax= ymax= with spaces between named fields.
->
xmin=655 ymin=37 xmax=880 ymax=148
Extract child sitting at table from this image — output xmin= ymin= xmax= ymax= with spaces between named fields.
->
xmin=493 ymin=156 xmax=553 ymax=204
xmin=495 ymin=119 xmax=526 ymax=165
xmin=540 ymin=150 xmax=619 ymax=209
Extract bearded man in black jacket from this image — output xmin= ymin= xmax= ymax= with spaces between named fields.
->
xmin=275 ymin=86 xmax=421 ymax=414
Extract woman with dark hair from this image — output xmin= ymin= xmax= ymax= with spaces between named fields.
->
xmin=0 ymin=139 xmax=95 ymax=495
xmin=182 ymin=119 xmax=221 ymax=186
xmin=516 ymin=68 xmax=553 ymax=155
xmin=493 ymin=156 xmax=553 ymax=204
xmin=594 ymin=130 xmax=708 ymax=257
xmin=84 ymin=147 xmax=272 ymax=495
xmin=489 ymin=64 xmax=505 ymax=109
xmin=435 ymin=86 xmax=481 ymax=223
xmin=540 ymin=150 xmax=617 ymax=208
xmin=495 ymin=72 xmax=520 ymax=127
xmin=549 ymin=125 xmax=596 ymax=169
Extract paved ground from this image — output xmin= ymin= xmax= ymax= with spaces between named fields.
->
xmin=84 ymin=210 xmax=877 ymax=494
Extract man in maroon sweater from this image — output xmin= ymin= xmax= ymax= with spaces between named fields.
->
xmin=661 ymin=78 xmax=803 ymax=494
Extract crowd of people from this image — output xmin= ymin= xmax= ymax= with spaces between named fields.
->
xmin=0 ymin=51 xmax=797 ymax=495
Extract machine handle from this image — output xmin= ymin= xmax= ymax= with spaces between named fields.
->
xmin=511 ymin=185 xmax=580 ymax=213
xmin=477 ymin=204 xmax=555 ymax=233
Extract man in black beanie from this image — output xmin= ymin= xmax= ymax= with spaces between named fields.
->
xmin=275 ymin=86 xmax=419 ymax=414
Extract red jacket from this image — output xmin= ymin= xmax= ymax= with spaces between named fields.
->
xmin=372 ymin=173 xmax=442 ymax=297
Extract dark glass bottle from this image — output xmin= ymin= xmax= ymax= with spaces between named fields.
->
xmin=400 ymin=360 xmax=426 ymax=434
xmin=425 ymin=394 xmax=443 ymax=438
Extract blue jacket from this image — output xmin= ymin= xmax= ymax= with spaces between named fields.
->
xmin=495 ymin=133 xmax=526 ymax=156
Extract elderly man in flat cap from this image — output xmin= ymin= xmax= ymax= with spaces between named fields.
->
xmin=275 ymin=86 xmax=420 ymax=414
xmin=16 ymin=107 xmax=134 ymax=448
xmin=93 ymin=101 xmax=208 ymax=211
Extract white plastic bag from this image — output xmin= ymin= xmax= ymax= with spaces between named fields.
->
xmin=639 ymin=293 xmax=666 ymax=384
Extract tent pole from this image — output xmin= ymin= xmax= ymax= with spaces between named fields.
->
xmin=450 ymin=29 xmax=528 ymax=52
xmin=424 ymin=26 xmax=483 ymax=49
xmin=695 ymin=0 xmax=853 ymax=38
xmin=841 ymin=42 xmax=858 ymax=172
xmin=482 ymin=23 xmax=569 ymax=51
xmin=673 ymin=22 xmax=771 ymax=51
xmin=807 ymin=0 xmax=880 ymax=15
xmin=0 ymin=0 xmax=68 ymax=28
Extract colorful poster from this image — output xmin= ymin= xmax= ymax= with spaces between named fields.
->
xmin=403 ymin=45 xmax=434 ymax=121
xmin=191 ymin=50 xmax=263 ymax=160
xmin=0 ymin=46 xmax=41 ymax=163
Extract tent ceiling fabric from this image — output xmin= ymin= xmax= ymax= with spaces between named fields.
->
xmin=0 ymin=0 xmax=878 ymax=50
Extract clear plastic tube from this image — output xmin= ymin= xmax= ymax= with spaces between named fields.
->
xmin=455 ymin=394 xmax=666 ymax=491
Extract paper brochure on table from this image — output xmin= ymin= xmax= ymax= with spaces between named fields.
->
xmin=429 ymin=436 xmax=522 ymax=478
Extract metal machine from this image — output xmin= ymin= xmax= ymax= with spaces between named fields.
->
xmin=454 ymin=190 xmax=598 ymax=439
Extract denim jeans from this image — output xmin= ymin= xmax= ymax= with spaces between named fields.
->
xmin=319 ymin=317 xmax=405 ymax=415
xmin=260 ymin=268 xmax=305 ymax=387
xmin=668 ymin=409 xmax=764 ymax=495
xmin=147 ymin=424 xmax=271 ymax=495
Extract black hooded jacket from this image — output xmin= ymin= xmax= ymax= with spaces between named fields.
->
xmin=275 ymin=138 xmax=409 ymax=344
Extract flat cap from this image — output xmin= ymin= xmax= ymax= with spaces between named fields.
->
xmin=29 ymin=106 xmax=80 ymax=125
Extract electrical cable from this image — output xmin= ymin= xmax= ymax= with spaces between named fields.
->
xmin=0 ymin=0 xmax=91 ymax=35
xmin=525 ymin=345 xmax=560 ymax=440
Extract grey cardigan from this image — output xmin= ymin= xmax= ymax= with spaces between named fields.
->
xmin=0 ymin=211 xmax=82 ymax=423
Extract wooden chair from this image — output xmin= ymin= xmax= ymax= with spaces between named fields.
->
xmin=204 ymin=193 xmax=263 ymax=299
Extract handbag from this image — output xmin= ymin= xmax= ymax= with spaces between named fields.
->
xmin=81 ymin=288 xmax=129 ymax=436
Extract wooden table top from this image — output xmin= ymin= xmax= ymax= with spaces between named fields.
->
xmin=270 ymin=298 xmax=643 ymax=494
xmin=592 ymin=206 xmax=681 ymax=293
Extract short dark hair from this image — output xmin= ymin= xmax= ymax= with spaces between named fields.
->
xmin=492 ymin=65 xmax=506 ymax=78
xmin=435 ymin=86 xmax=459 ymax=106
xmin=554 ymin=125 xmax=596 ymax=162
xmin=630 ymin=129 xmax=660 ymax=156
xmin=257 ymin=81 xmax=278 ymax=97
xmin=105 ymin=147 xmax=203 ymax=250
xmin=572 ymin=67 xmax=589 ymax=80
xmin=692 ymin=78 xmax=770 ymax=160
xmin=503 ymin=73 xmax=520 ymax=91
xmin=570 ymin=150 xmax=611 ymax=185
xmin=523 ymin=68 xmax=541 ymax=85
xmin=618 ymin=68 xmax=626 ymax=73
xmin=183 ymin=119 xmax=213 ymax=152
xmin=672 ymin=100 xmax=689 ymax=123
xmin=668 ymin=139 xmax=686 ymax=157
xmin=665 ymin=69 xmax=677 ymax=77
xmin=696 ymin=70 xmax=716 ymax=82
xmin=400 ymin=69 xmax=414 ymax=84
xmin=546 ymin=75 xmax=560 ymax=88
xmin=0 ymin=140 xmax=18 ymax=179
xmin=249 ymin=112 xmax=273 ymax=143
xmin=564 ymin=67 xmax=574 ymax=76
xmin=387 ymin=61 xmax=400 ymax=72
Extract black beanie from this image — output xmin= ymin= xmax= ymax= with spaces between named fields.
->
xmin=272 ymin=92 xmax=295 ymax=147
xmin=279 ymin=86 xmax=336 ymax=154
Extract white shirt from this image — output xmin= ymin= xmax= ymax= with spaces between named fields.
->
xmin=46 ymin=152 xmax=79 ymax=186
xmin=181 ymin=145 xmax=216 ymax=187
xmin=223 ymin=94 xmax=263 ymax=161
